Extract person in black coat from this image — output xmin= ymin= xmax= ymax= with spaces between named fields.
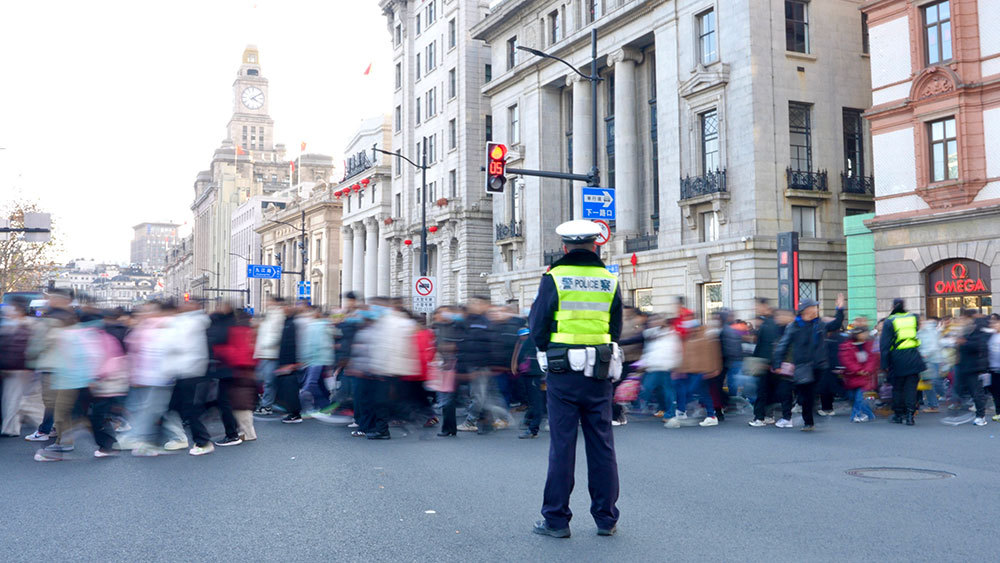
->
xmin=771 ymin=295 xmax=844 ymax=431
xmin=880 ymin=298 xmax=927 ymax=424
xmin=955 ymin=312 xmax=990 ymax=423
xmin=750 ymin=299 xmax=790 ymax=425
xmin=275 ymin=305 xmax=302 ymax=424
xmin=207 ymin=305 xmax=239 ymax=443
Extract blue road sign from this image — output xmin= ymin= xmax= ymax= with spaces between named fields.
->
xmin=245 ymin=307 xmax=254 ymax=316
xmin=582 ymin=187 xmax=615 ymax=220
xmin=296 ymin=281 xmax=312 ymax=297
xmin=247 ymin=264 xmax=282 ymax=279
xmin=606 ymin=264 xmax=620 ymax=275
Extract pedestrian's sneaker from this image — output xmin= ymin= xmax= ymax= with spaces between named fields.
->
xmin=112 ymin=418 xmax=132 ymax=433
xmin=214 ymin=436 xmax=243 ymax=447
xmin=699 ymin=416 xmax=719 ymax=427
xmin=653 ymin=410 xmax=665 ymax=418
xmin=775 ymin=418 xmax=794 ymax=428
xmin=94 ymin=449 xmax=119 ymax=458
xmin=132 ymin=444 xmax=161 ymax=457
xmin=282 ymin=414 xmax=303 ymax=424
xmin=973 ymin=417 xmax=988 ymax=426
xmin=858 ymin=414 xmax=870 ymax=422
xmin=763 ymin=417 xmax=776 ymax=425
xmin=348 ymin=421 xmax=360 ymax=428
xmin=456 ymin=422 xmax=478 ymax=432
xmin=664 ymin=417 xmax=681 ymax=429
xmin=350 ymin=430 xmax=366 ymax=438
xmin=992 ymin=414 xmax=1000 ymax=422
xmin=817 ymin=409 xmax=835 ymax=417
xmin=34 ymin=448 xmax=64 ymax=462
xmin=189 ymin=443 xmax=215 ymax=456
xmin=800 ymin=425 xmax=815 ymax=432
xmin=24 ymin=431 xmax=51 ymax=442
xmin=675 ymin=411 xmax=688 ymax=420
xmin=542 ymin=421 xmax=550 ymax=432
xmin=253 ymin=406 xmax=273 ymax=416
xmin=493 ymin=418 xmax=510 ymax=430
xmin=748 ymin=419 xmax=766 ymax=427
xmin=163 ymin=439 xmax=190 ymax=451
xmin=791 ymin=404 xmax=802 ymax=414
xmin=921 ymin=407 xmax=940 ymax=413
xmin=611 ymin=417 xmax=628 ymax=427
xmin=518 ymin=430 xmax=538 ymax=439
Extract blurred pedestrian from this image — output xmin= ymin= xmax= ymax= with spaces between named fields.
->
xmin=772 ymin=298 xmax=836 ymax=431
xmin=213 ymin=309 xmax=258 ymax=443
xmin=1 ymin=296 xmax=34 ymax=437
xmin=840 ymin=328 xmax=878 ymax=422
xmin=252 ymin=296 xmax=285 ymax=416
xmin=953 ymin=310 xmax=990 ymax=426
xmin=917 ymin=316 xmax=946 ymax=412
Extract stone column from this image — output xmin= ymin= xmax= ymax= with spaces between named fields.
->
xmin=570 ymin=74 xmax=593 ymax=219
xmin=341 ymin=226 xmax=354 ymax=297
xmin=364 ymin=218 xmax=379 ymax=301
xmin=377 ymin=220 xmax=390 ymax=296
xmin=610 ymin=47 xmax=642 ymax=235
xmin=352 ymin=223 xmax=366 ymax=299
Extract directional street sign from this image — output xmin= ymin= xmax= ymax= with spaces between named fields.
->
xmin=606 ymin=264 xmax=620 ymax=276
xmin=297 ymin=281 xmax=312 ymax=304
xmin=247 ymin=264 xmax=282 ymax=279
xmin=582 ymin=187 xmax=615 ymax=220
xmin=413 ymin=276 xmax=437 ymax=313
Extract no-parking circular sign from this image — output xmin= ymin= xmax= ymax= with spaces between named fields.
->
xmin=413 ymin=276 xmax=437 ymax=313
xmin=592 ymin=219 xmax=611 ymax=246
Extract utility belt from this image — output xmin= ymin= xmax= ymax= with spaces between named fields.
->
xmin=541 ymin=344 xmax=622 ymax=381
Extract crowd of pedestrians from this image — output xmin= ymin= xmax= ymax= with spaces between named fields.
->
xmin=1 ymin=289 xmax=998 ymax=461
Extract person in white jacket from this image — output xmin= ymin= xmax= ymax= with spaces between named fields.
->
xmin=253 ymin=296 xmax=286 ymax=415
xmin=639 ymin=317 xmax=683 ymax=429
xmin=364 ymin=299 xmax=419 ymax=440
xmin=163 ymin=301 xmax=213 ymax=455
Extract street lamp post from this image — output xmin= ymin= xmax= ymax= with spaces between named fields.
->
xmin=371 ymin=142 xmax=430 ymax=277
xmin=265 ymin=211 xmax=308 ymax=300
xmin=229 ymin=246 xmax=251 ymax=308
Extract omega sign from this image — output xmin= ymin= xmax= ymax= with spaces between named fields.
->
xmin=927 ymin=260 xmax=991 ymax=296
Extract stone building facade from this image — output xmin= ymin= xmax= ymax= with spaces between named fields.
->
xmin=473 ymin=0 xmax=874 ymax=319
xmin=163 ymin=234 xmax=194 ymax=302
xmin=256 ymin=182 xmax=343 ymax=309
xmin=189 ymin=45 xmax=335 ymax=302
xmin=862 ymin=0 xmax=999 ymax=318
xmin=379 ymin=0 xmax=495 ymax=305
xmin=338 ymin=116 xmax=393 ymax=303
xmin=231 ymin=195 xmax=287 ymax=311
xmin=130 ymin=222 xmax=179 ymax=272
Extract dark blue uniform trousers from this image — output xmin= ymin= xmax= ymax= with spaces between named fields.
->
xmin=542 ymin=372 xmax=620 ymax=530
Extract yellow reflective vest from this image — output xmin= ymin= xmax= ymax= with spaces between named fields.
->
xmin=888 ymin=312 xmax=920 ymax=351
xmin=548 ymin=264 xmax=618 ymax=346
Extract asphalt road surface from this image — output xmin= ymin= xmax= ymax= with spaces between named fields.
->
xmin=2 ymin=405 xmax=997 ymax=562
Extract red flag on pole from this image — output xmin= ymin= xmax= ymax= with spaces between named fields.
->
xmin=236 ymin=145 xmax=247 ymax=155
xmin=363 ymin=63 xmax=372 ymax=75
xmin=301 ymin=141 xmax=307 ymax=152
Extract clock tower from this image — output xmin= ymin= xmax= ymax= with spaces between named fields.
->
xmin=227 ymin=45 xmax=274 ymax=152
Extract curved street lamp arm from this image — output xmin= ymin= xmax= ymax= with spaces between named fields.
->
xmin=372 ymin=144 xmax=426 ymax=170
xmin=515 ymin=45 xmax=601 ymax=82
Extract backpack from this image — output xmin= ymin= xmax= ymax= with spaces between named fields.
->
xmin=0 ymin=322 xmax=31 ymax=370
xmin=91 ymin=330 xmax=129 ymax=397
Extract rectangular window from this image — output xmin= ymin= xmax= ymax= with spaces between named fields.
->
xmin=485 ymin=63 xmax=492 ymax=82
xmin=702 ymin=282 xmax=723 ymax=321
xmin=449 ymin=169 xmax=457 ymax=198
xmin=649 ymin=55 xmax=659 ymax=232
xmin=929 ymin=116 xmax=958 ymax=182
xmin=429 ymin=181 xmax=436 ymax=202
xmin=448 ymin=18 xmax=457 ymax=49
xmin=842 ymin=108 xmax=865 ymax=177
xmin=448 ymin=118 xmax=457 ymax=149
xmin=395 ymin=149 xmax=401 ymax=177
xmin=798 ymin=280 xmax=818 ymax=303
xmin=549 ymin=10 xmax=561 ymax=44
xmin=448 ymin=68 xmax=456 ymax=98
xmin=426 ymin=42 xmax=436 ymax=71
xmin=416 ymin=13 xmax=421 ymax=35
xmin=394 ymin=62 xmax=402 ymax=89
xmin=698 ymin=9 xmax=718 ymax=65
xmin=242 ymin=125 xmax=248 ymax=146
xmin=416 ymin=97 xmax=421 ymax=123
xmin=426 ymin=88 xmax=436 ymax=117
xmin=792 ymin=205 xmax=816 ymax=238
xmin=508 ymin=104 xmax=520 ymax=145
xmin=395 ymin=193 xmax=401 ymax=216
xmin=588 ymin=0 xmax=602 ymax=23
xmin=862 ymin=12 xmax=870 ymax=55
xmin=485 ymin=114 xmax=493 ymax=142
xmin=394 ymin=24 xmax=402 ymax=46
xmin=700 ymin=211 xmax=719 ymax=242
xmin=785 ymin=0 xmax=809 ymax=53
xmin=394 ymin=106 xmax=402 ymax=132
xmin=700 ymin=109 xmax=720 ymax=173
xmin=924 ymin=1 xmax=952 ymax=65
xmin=426 ymin=0 xmax=436 ymax=24
xmin=415 ymin=53 xmax=421 ymax=80
xmin=506 ymin=36 xmax=518 ymax=70
xmin=789 ymin=102 xmax=812 ymax=171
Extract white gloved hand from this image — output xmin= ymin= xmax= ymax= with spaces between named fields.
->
xmin=536 ymin=351 xmax=549 ymax=373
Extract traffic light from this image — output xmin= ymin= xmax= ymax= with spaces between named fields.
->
xmin=183 ymin=292 xmax=190 ymax=302
xmin=485 ymin=142 xmax=507 ymax=193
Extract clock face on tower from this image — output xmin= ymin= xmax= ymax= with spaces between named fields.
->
xmin=241 ymin=86 xmax=264 ymax=110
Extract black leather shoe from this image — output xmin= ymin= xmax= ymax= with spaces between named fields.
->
xmin=905 ymin=413 xmax=915 ymax=426
xmin=597 ymin=525 xmax=617 ymax=536
xmin=518 ymin=431 xmax=538 ymax=439
xmin=366 ymin=432 xmax=391 ymax=440
xmin=436 ymin=431 xmax=456 ymax=437
xmin=533 ymin=520 xmax=570 ymax=538
xmin=891 ymin=414 xmax=903 ymax=424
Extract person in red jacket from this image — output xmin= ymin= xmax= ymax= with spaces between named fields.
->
xmin=213 ymin=310 xmax=258 ymax=443
xmin=840 ymin=328 xmax=879 ymax=423
xmin=399 ymin=313 xmax=438 ymax=430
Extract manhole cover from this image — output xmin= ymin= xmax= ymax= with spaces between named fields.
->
xmin=845 ymin=467 xmax=955 ymax=480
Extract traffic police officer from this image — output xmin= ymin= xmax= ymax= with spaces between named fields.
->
xmin=880 ymin=297 xmax=926 ymax=425
xmin=528 ymin=220 xmax=623 ymax=538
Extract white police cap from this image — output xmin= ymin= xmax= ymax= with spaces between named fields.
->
xmin=556 ymin=219 xmax=601 ymax=243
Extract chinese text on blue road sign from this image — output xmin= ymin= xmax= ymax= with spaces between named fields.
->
xmin=582 ymin=187 xmax=615 ymax=220
xmin=247 ymin=265 xmax=282 ymax=279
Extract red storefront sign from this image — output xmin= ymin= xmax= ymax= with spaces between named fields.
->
xmin=927 ymin=260 xmax=992 ymax=296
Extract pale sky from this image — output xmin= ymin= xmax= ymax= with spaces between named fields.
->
xmin=0 ymin=0 xmax=393 ymax=264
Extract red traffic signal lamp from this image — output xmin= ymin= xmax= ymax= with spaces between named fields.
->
xmin=485 ymin=142 xmax=507 ymax=193
xmin=183 ymin=292 xmax=190 ymax=302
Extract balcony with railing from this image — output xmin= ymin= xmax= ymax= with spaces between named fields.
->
xmin=495 ymin=220 xmax=522 ymax=243
xmin=680 ymin=169 xmax=727 ymax=201
xmin=840 ymin=172 xmax=874 ymax=196
xmin=624 ymin=232 xmax=659 ymax=253
xmin=786 ymin=168 xmax=828 ymax=192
